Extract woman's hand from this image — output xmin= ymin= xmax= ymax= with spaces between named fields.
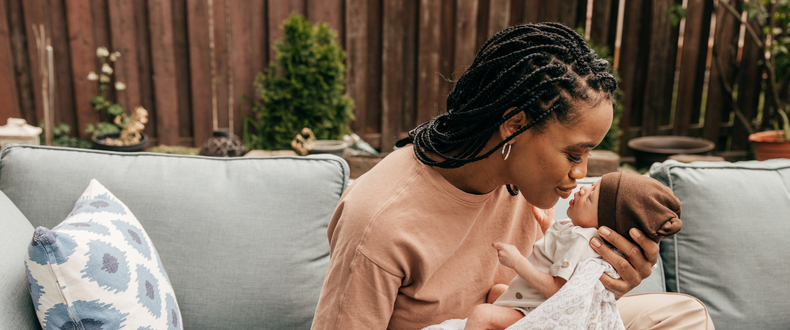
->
xmin=590 ymin=227 xmax=659 ymax=299
xmin=492 ymin=242 xmax=528 ymax=269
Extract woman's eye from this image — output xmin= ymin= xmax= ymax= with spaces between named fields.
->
xmin=567 ymin=154 xmax=582 ymax=163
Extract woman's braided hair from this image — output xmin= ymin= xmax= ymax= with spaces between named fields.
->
xmin=396 ymin=22 xmax=617 ymax=168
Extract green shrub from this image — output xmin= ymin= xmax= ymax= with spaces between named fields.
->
xmin=243 ymin=14 xmax=355 ymax=150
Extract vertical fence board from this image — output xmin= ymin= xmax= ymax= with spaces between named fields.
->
xmin=346 ymin=0 xmax=368 ymax=136
xmin=7 ymin=0 xmax=34 ymax=125
xmin=673 ymin=0 xmax=713 ymax=136
xmin=454 ymin=0 xmax=478 ymax=76
xmin=44 ymin=0 xmax=75 ymax=132
xmin=147 ymin=0 xmax=180 ymax=145
xmin=617 ymin=0 xmax=651 ymax=155
xmin=732 ymin=19 xmax=761 ymax=151
xmin=307 ymin=0 xmax=343 ymax=47
xmin=229 ymin=1 xmax=254 ymax=137
xmin=557 ymin=0 xmax=579 ymax=30
xmin=65 ymin=0 xmax=100 ymax=138
xmin=437 ymin=0 xmax=456 ymax=112
xmin=21 ymin=0 xmax=47 ymax=127
xmin=108 ymin=0 xmax=141 ymax=123
xmin=365 ymin=0 xmax=383 ymax=139
xmin=171 ymin=0 xmax=192 ymax=142
xmin=487 ymin=0 xmax=511 ymax=42
xmin=268 ymin=0 xmax=306 ymax=62
xmin=401 ymin=0 xmax=417 ymax=132
xmin=704 ymin=0 xmax=741 ymax=149
xmin=591 ymin=0 xmax=614 ymax=51
xmin=416 ymin=0 xmax=442 ymax=125
xmin=509 ymin=0 xmax=524 ymax=25
xmin=213 ymin=1 xmax=229 ymax=131
xmin=641 ymin=0 xmax=679 ymax=136
xmin=0 ymin=0 xmax=21 ymax=120
xmin=381 ymin=0 xmax=405 ymax=152
xmin=187 ymin=0 xmax=212 ymax=147
xmin=523 ymin=0 xmax=544 ymax=24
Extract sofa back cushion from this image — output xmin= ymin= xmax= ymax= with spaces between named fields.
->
xmin=650 ymin=159 xmax=790 ymax=330
xmin=0 ymin=145 xmax=349 ymax=330
xmin=0 ymin=190 xmax=41 ymax=330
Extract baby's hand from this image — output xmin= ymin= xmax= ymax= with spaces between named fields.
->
xmin=492 ymin=242 xmax=524 ymax=269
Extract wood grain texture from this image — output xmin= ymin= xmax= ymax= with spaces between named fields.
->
xmin=673 ymin=0 xmax=713 ymax=136
xmin=381 ymin=0 xmax=405 ymax=152
xmin=416 ymin=0 xmax=442 ymax=125
xmin=187 ymin=0 xmax=212 ymax=146
xmin=0 ymin=0 xmax=21 ymax=120
xmin=65 ymin=0 xmax=100 ymax=137
xmin=147 ymin=0 xmax=180 ymax=145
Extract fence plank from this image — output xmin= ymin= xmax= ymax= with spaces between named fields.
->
xmin=267 ymin=0 xmax=305 ymax=62
xmin=147 ymin=0 xmax=180 ymax=146
xmin=401 ymin=0 xmax=417 ymax=132
xmin=365 ymin=0 xmax=383 ymax=138
xmin=21 ymin=0 xmax=48 ymax=128
xmin=617 ymin=0 xmax=651 ymax=155
xmin=381 ymin=0 xmax=405 ymax=152
xmin=454 ymin=0 xmax=478 ymax=76
xmin=345 ymin=0 xmax=368 ymax=136
xmin=307 ymin=0 xmax=343 ymax=47
xmin=673 ymin=0 xmax=713 ymax=136
xmin=641 ymin=0 xmax=679 ymax=136
xmin=437 ymin=0 xmax=455 ymax=115
xmin=108 ymin=0 xmax=141 ymax=124
xmin=704 ymin=0 xmax=741 ymax=149
xmin=171 ymin=0 xmax=192 ymax=143
xmin=732 ymin=19 xmax=761 ymax=151
xmin=229 ymin=1 xmax=262 ymax=137
xmin=65 ymin=0 xmax=100 ymax=138
xmin=213 ymin=0 xmax=229 ymax=132
xmin=523 ymin=0 xmax=543 ymax=24
xmin=557 ymin=0 xmax=580 ymax=30
xmin=487 ymin=0 xmax=511 ymax=42
xmin=7 ymin=0 xmax=34 ymax=125
xmin=0 ymin=0 xmax=21 ymax=120
xmin=47 ymin=0 xmax=77 ymax=132
xmin=187 ymin=0 xmax=212 ymax=147
xmin=590 ymin=0 xmax=614 ymax=51
xmin=416 ymin=0 xmax=442 ymax=125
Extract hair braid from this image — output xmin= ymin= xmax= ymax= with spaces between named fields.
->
xmin=397 ymin=22 xmax=617 ymax=168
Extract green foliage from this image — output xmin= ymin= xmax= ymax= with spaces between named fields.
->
xmin=576 ymin=28 xmax=624 ymax=153
xmin=666 ymin=4 xmax=688 ymax=27
xmin=39 ymin=122 xmax=91 ymax=148
xmin=243 ymin=14 xmax=355 ymax=150
xmin=85 ymin=47 xmax=126 ymax=136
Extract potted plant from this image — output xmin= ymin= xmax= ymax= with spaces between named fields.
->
xmin=90 ymin=106 xmax=149 ymax=152
xmin=719 ymin=1 xmax=790 ymax=160
xmin=242 ymin=14 xmax=355 ymax=153
xmin=85 ymin=47 xmax=149 ymax=150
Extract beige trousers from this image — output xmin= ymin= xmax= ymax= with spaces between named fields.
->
xmin=619 ymin=293 xmax=715 ymax=330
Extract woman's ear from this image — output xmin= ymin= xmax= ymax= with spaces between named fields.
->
xmin=499 ymin=107 xmax=530 ymax=141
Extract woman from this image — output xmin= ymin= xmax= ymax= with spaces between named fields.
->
xmin=312 ymin=23 xmax=713 ymax=329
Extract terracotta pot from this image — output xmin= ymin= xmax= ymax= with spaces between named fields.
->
xmin=748 ymin=130 xmax=790 ymax=161
xmin=91 ymin=132 xmax=149 ymax=152
xmin=627 ymin=136 xmax=715 ymax=168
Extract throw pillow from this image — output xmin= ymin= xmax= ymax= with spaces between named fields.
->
xmin=24 ymin=179 xmax=182 ymax=330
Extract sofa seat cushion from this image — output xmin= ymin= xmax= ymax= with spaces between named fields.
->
xmin=25 ymin=179 xmax=182 ymax=329
xmin=650 ymin=159 xmax=790 ymax=330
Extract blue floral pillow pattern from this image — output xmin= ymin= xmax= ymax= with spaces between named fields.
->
xmin=24 ymin=179 xmax=182 ymax=330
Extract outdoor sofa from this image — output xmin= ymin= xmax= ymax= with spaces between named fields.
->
xmin=1 ymin=144 xmax=788 ymax=329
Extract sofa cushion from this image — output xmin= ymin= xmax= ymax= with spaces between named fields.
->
xmin=25 ymin=179 xmax=182 ymax=329
xmin=0 ymin=190 xmax=41 ymax=330
xmin=650 ymin=159 xmax=790 ymax=330
xmin=0 ymin=145 xmax=349 ymax=330
xmin=553 ymin=176 xmax=665 ymax=295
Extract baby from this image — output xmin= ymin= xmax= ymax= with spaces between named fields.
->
xmin=464 ymin=172 xmax=683 ymax=330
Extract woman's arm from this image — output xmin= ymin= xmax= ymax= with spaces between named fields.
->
xmin=589 ymin=226 xmax=659 ymax=299
xmin=492 ymin=242 xmax=566 ymax=299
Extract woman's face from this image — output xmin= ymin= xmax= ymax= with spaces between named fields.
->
xmin=506 ymin=100 xmax=613 ymax=209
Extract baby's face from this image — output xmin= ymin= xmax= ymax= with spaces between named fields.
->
xmin=567 ymin=180 xmax=600 ymax=228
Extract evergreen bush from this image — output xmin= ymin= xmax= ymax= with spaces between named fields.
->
xmin=243 ymin=14 xmax=355 ymax=150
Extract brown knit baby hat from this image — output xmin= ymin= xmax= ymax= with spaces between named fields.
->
xmin=597 ymin=172 xmax=682 ymax=243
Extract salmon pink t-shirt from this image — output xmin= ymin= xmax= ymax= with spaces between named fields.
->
xmin=312 ymin=146 xmax=541 ymax=329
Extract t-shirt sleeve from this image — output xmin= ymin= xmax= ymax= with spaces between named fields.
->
xmin=311 ymin=249 xmax=402 ymax=330
xmin=549 ymin=231 xmax=601 ymax=280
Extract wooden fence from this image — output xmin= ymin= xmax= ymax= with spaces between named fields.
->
xmin=0 ymin=0 xmax=761 ymax=158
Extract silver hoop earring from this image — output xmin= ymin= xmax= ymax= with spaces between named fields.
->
xmin=501 ymin=143 xmax=512 ymax=160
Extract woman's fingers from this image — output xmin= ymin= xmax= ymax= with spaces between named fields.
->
xmin=590 ymin=226 xmax=659 ymax=299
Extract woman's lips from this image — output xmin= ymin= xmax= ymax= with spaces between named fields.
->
xmin=556 ymin=187 xmax=574 ymax=199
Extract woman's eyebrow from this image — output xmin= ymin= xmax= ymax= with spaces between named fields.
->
xmin=566 ymin=142 xmax=597 ymax=149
